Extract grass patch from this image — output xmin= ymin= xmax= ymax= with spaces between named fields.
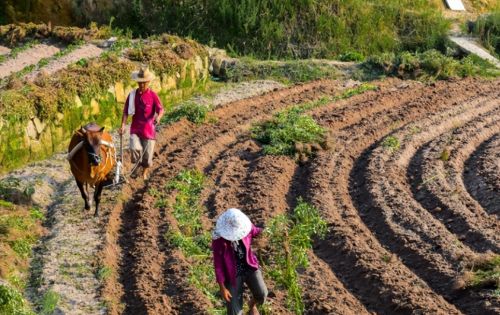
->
xmin=97 ymin=266 xmax=113 ymax=281
xmin=459 ymin=254 xmax=500 ymax=291
xmin=473 ymin=9 xmax=500 ymax=57
xmin=382 ymin=135 xmax=401 ymax=152
xmin=265 ymin=198 xmax=327 ymax=314
xmin=224 ymin=58 xmax=338 ymax=84
xmin=364 ymin=49 xmax=500 ymax=80
xmin=162 ymin=102 xmax=209 ymax=125
xmin=39 ymin=290 xmax=59 ymax=315
xmin=163 ymin=169 xmax=224 ymax=312
xmin=0 ymin=284 xmax=34 ymax=315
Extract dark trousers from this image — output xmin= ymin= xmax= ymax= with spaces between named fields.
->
xmin=225 ymin=269 xmax=268 ymax=315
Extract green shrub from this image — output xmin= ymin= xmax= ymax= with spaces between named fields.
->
xmin=338 ymin=51 xmax=365 ymax=62
xmin=252 ymin=107 xmax=326 ymax=156
xmin=473 ymin=10 xmax=500 ymax=57
xmin=0 ymin=284 xmax=34 ymax=315
xmin=266 ymin=198 xmax=327 ymax=314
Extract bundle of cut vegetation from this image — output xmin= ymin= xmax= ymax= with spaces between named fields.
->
xmin=364 ymin=50 xmax=500 ymax=80
xmin=0 ymin=22 xmax=112 ymax=46
xmin=252 ymin=107 xmax=328 ymax=159
xmin=117 ymin=0 xmax=450 ymax=59
xmin=0 ymin=199 xmax=45 ymax=315
xmin=455 ymin=253 xmax=500 ymax=292
xmin=473 ymin=9 xmax=500 ymax=57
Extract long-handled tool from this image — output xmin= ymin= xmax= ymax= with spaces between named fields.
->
xmin=114 ymin=133 xmax=124 ymax=184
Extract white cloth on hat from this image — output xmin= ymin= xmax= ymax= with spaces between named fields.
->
xmin=128 ymin=89 xmax=136 ymax=115
xmin=214 ymin=208 xmax=252 ymax=242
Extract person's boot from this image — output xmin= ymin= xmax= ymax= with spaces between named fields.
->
xmin=142 ymin=167 xmax=150 ymax=180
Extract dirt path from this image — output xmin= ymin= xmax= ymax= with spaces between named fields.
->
xmin=0 ymin=44 xmax=61 ymax=79
xmin=25 ymin=44 xmax=103 ymax=81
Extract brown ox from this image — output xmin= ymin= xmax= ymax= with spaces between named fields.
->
xmin=67 ymin=122 xmax=115 ymax=216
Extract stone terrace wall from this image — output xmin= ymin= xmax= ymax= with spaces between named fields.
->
xmin=0 ymin=44 xmax=209 ymax=173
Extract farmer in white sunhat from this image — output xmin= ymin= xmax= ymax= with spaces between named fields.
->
xmin=212 ymin=208 xmax=268 ymax=315
xmin=119 ymin=66 xmax=164 ymax=180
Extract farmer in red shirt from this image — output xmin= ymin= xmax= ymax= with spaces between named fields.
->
xmin=119 ymin=67 xmax=164 ymax=180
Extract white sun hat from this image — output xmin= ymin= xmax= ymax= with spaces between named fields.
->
xmin=214 ymin=208 xmax=252 ymax=241
xmin=131 ymin=66 xmax=155 ymax=82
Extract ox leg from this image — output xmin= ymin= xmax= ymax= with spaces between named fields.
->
xmin=94 ymin=182 xmax=104 ymax=217
xmin=76 ymin=180 xmax=91 ymax=210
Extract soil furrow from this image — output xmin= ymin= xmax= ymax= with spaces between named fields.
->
xmin=410 ymin=108 xmax=500 ymax=253
xmin=0 ymin=44 xmax=61 ymax=78
xmin=463 ymin=134 xmax=500 ymax=217
xmin=352 ymin=86 xmax=500 ymax=313
xmin=307 ymin=79 xmax=500 ymax=314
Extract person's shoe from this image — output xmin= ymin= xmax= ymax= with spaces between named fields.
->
xmin=142 ymin=167 xmax=150 ymax=180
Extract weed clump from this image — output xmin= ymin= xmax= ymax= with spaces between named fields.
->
xmin=456 ymin=254 xmax=500 ymax=292
xmin=0 ymin=284 xmax=34 ymax=315
xmin=473 ymin=9 xmax=500 ymax=57
xmin=364 ymin=50 xmax=499 ymax=80
xmin=162 ymin=102 xmax=209 ymax=125
xmin=266 ymin=198 xmax=328 ymax=314
xmin=224 ymin=58 xmax=338 ymax=84
xmin=382 ymin=135 xmax=401 ymax=152
xmin=252 ymin=107 xmax=327 ymax=158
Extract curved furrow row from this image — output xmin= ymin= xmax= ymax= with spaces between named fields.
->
xmin=308 ymin=79 xmax=500 ymax=314
xmin=118 ymin=80 xmax=344 ymax=313
xmin=305 ymin=81 xmax=491 ymax=314
xmin=361 ymin=97 xmax=500 ymax=314
xmin=463 ymin=134 xmax=500 ymax=217
xmin=411 ymin=108 xmax=500 ymax=252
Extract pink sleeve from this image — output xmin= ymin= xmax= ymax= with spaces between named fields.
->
xmin=153 ymin=92 xmax=164 ymax=113
xmin=212 ymin=239 xmax=226 ymax=284
xmin=251 ymin=224 xmax=262 ymax=237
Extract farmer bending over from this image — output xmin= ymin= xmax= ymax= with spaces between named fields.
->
xmin=119 ymin=67 xmax=164 ymax=180
xmin=212 ymin=208 xmax=268 ymax=315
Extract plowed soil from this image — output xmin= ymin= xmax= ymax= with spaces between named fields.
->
xmin=109 ymin=78 xmax=500 ymax=314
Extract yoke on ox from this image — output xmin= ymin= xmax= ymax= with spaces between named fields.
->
xmin=67 ymin=123 xmax=116 ymax=216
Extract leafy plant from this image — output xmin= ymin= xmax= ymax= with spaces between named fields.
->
xmin=266 ymin=198 xmax=327 ymax=314
xmin=252 ymin=107 xmax=326 ymax=156
xmin=0 ymin=284 xmax=34 ymax=315
xmin=40 ymin=290 xmax=59 ymax=315
xmin=382 ymin=135 xmax=401 ymax=152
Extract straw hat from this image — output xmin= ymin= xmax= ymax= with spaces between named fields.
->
xmin=131 ymin=66 xmax=155 ymax=82
xmin=214 ymin=208 xmax=252 ymax=241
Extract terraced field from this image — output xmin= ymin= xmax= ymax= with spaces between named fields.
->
xmin=105 ymin=78 xmax=500 ymax=314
